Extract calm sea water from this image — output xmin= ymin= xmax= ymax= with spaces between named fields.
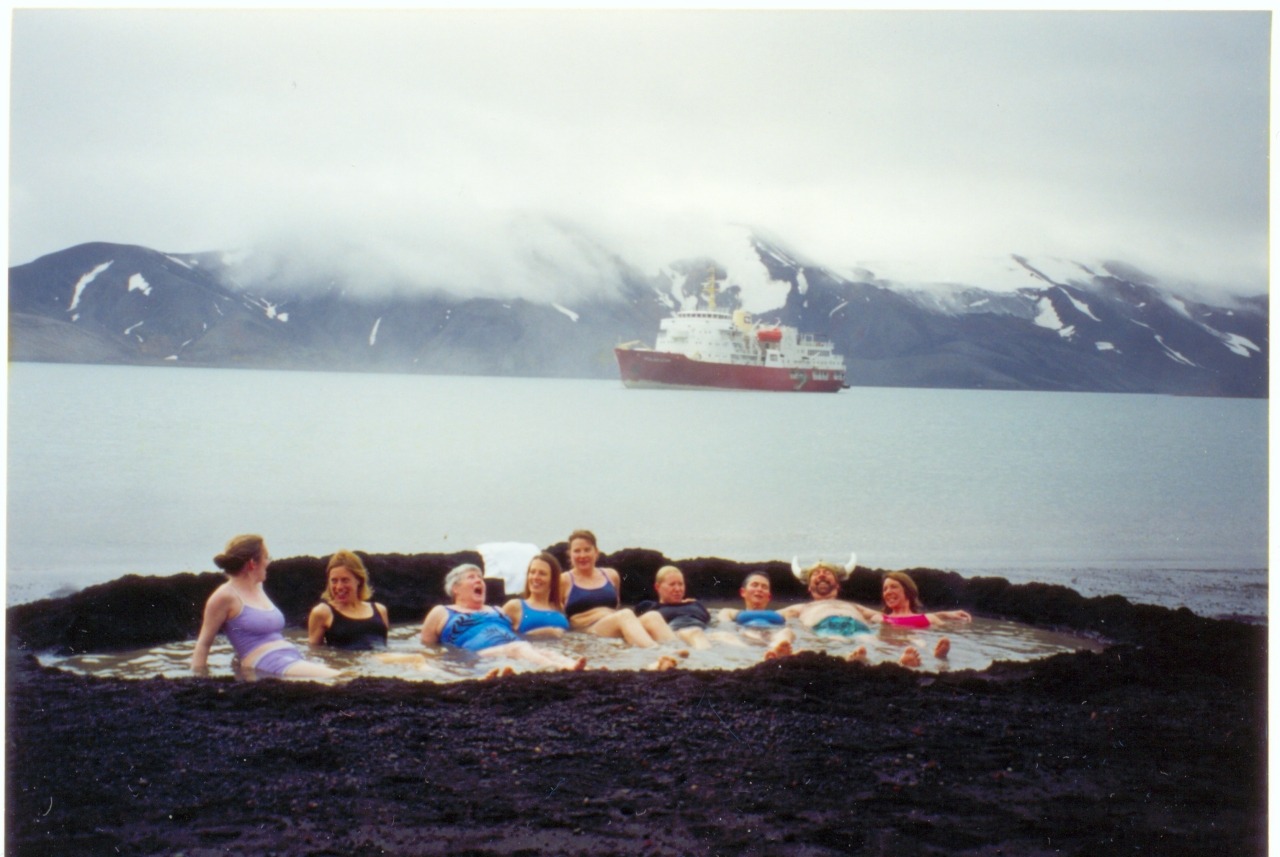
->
xmin=6 ymin=363 xmax=1269 ymax=620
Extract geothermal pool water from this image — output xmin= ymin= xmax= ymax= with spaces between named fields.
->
xmin=40 ymin=610 xmax=1106 ymax=682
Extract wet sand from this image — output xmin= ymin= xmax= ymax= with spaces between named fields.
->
xmin=6 ymin=551 xmax=1266 ymax=855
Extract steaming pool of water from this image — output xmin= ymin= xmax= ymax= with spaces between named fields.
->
xmin=40 ymin=610 xmax=1106 ymax=682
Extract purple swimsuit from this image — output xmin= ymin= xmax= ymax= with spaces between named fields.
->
xmin=224 ymin=601 xmax=303 ymax=676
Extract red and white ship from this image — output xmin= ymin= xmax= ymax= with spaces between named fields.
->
xmin=615 ymin=272 xmax=847 ymax=393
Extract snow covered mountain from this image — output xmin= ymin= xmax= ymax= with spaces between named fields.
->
xmin=8 ymin=234 xmax=1267 ymax=397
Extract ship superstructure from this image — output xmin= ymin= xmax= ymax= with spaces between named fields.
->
xmin=615 ymin=271 xmax=846 ymax=393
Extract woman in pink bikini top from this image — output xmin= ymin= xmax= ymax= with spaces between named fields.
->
xmin=873 ymin=571 xmax=973 ymax=628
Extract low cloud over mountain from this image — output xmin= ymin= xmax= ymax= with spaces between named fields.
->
xmin=8 ymin=231 xmax=1267 ymax=397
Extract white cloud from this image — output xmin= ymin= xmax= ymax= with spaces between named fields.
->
xmin=9 ymin=9 xmax=1270 ymax=298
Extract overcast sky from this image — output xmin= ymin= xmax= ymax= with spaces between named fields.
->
xmin=8 ymin=9 xmax=1272 ymax=296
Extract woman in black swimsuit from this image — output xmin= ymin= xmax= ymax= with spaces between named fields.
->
xmin=307 ymin=549 xmax=390 ymax=649
xmin=559 ymin=529 xmax=675 ymax=649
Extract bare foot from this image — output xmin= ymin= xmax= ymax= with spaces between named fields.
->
xmin=676 ymin=649 xmax=691 ymax=659
xmin=482 ymin=666 xmax=516 ymax=680
xmin=571 ymin=657 xmax=588 ymax=671
xmin=648 ymin=655 xmax=679 ymax=671
xmin=764 ymin=639 xmax=793 ymax=661
xmin=934 ymin=637 xmax=951 ymax=659
xmin=846 ymin=646 xmax=867 ymax=663
xmin=898 ymin=647 xmax=922 ymax=668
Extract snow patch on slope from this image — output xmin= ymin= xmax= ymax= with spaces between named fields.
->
xmin=1034 ymin=297 xmax=1075 ymax=338
xmin=1060 ymin=288 xmax=1099 ymax=321
xmin=128 ymin=273 xmax=152 ymax=296
xmin=68 ymin=261 xmax=113 ymax=312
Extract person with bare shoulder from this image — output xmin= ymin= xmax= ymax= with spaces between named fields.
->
xmin=559 ymin=530 xmax=675 ymax=648
xmin=501 ymin=552 xmax=570 ymax=638
xmin=421 ymin=563 xmax=586 ymax=674
xmin=635 ymin=565 xmax=714 ymax=650
xmin=716 ymin=571 xmax=796 ymax=660
xmin=192 ymin=534 xmax=341 ymax=679
xmin=860 ymin=571 xmax=970 ymax=661
xmin=778 ymin=559 xmax=922 ymax=668
xmin=307 ymin=550 xmax=389 ymax=650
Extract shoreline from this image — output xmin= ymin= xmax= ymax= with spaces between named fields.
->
xmin=6 ymin=550 xmax=1267 ymax=854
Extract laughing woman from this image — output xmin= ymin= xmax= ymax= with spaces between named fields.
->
xmin=863 ymin=571 xmax=971 ymax=662
xmin=559 ymin=529 xmax=675 ymax=648
xmin=192 ymin=534 xmax=341 ymax=679
xmin=308 ymin=550 xmax=390 ymax=650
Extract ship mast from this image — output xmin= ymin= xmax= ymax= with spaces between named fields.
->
xmin=702 ymin=267 xmax=719 ymax=311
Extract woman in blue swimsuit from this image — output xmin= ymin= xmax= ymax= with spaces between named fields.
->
xmin=421 ymin=564 xmax=586 ymax=673
xmin=191 ymin=534 xmax=341 ymax=679
xmin=502 ymin=552 xmax=570 ymax=637
xmin=559 ymin=530 xmax=676 ymax=649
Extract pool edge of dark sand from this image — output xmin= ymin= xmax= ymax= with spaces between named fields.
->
xmin=7 ymin=555 xmax=1266 ymax=855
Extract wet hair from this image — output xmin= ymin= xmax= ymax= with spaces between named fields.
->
xmin=655 ymin=565 xmax=684 ymax=586
xmin=567 ymin=529 xmax=598 ymax=550
xmin=883 ymin=571 xmax=922 ymax=613
xmin=801 ymin=561 xmax=849 ymax=585
xmin=521 ymin=552 xmax=565 ymax=610
xmin=323 ymin=549 xmax=373 ymax=604
xmin=444 ymin=563 xmax=484 ymax=597
xmin=741 ymin=571 xmax=771 ymax=589
xmin=213 ymin=534 xmax=265 ymax=576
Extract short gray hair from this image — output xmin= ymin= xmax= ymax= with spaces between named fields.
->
xmin=444 ymin=563 xmax=484 ymax=596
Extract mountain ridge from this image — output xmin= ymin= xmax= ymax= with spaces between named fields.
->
xmin=8 ymin=235 xmax=1267 ymax=397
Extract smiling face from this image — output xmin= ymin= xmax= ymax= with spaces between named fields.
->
xmin=327 ymin=566 xmax=359 ymax=606
xmin=882 ymin=575 xmax=920 ymax=614
xmin=525 ymin=559 xmax=553 ymax=597
xmin=452 ymin=568 xmax=487 ymax=608
xmin=742 ymin=578 xmax=768 ymax=611
xmin=740 ymin=574 xmax=772 ymax=611
xmin=807 ymin=566 xmax=840 ymax=601
xmin=568 ymin=537 xmax=598 ymax=573
xmin=656 ymin=569 xmax=686 ymax=605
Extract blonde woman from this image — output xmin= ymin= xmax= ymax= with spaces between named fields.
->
xmin=308 ymin=550 xmax=390 ymax=649
xmin=502 ymin=552 xmax=570 ymax=638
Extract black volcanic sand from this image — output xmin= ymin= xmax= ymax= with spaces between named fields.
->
xmin=7 ymin=549 xmax=1267 ymax=856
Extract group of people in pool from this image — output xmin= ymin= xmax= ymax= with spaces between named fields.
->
xmin=191 ymin=529 xmax=972 ymax=680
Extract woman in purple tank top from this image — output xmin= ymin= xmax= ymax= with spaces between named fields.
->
xmin=191 ymin=534 xmax=341 ymax=679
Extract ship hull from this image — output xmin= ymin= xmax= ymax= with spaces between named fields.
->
xmin=615 ymin=348 xmax=844 ymax=393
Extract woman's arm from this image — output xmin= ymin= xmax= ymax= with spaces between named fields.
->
xmin=928 ymin=609 xmax=972 ymax=623
xmin=501 ymin=598 xmax=523 ymax=631
xmin=851 ymin=603 xmax=883 ymax=623
xmin=191 ymin=587 xmax=231 ymax=673
xmin=420 ymin=606 xmax=448 ymax=646
xmin=307 ymin=603 xmax=333 ymax=646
